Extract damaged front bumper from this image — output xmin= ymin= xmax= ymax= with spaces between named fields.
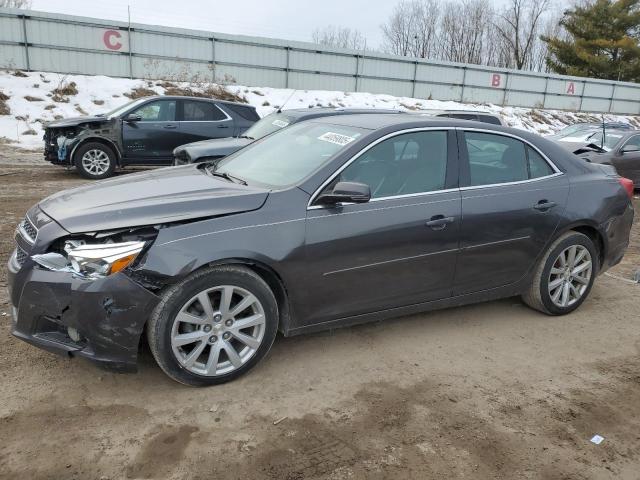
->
xmin=8 ymin=252 xmax=160 ymax=373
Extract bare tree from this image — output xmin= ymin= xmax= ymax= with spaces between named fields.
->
xmin=311 ymin=25 xmax=367 ymax=50
xmin=438 ymin=0 xmax=495 ymax=64
xmin=380 ymin=0 xmax=420 ymax=56
xmin=0 ymin=0 xmax=32 ymax=8
xmin=494 ymin=0 xmax=552 ymax=70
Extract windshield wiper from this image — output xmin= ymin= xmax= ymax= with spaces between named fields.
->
xmin=238 ymin=135 xmax=254 ymax=140
xmin=207 ymin=168 xmax=248 ymax=185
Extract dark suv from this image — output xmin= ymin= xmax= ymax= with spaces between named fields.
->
xmin=44 ymin=96 xmax=258 ymax=179
xmin=173 ymin=108 xmax=403 ymax=165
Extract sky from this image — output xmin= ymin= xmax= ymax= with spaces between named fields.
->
xmin=30 ymin=0 xmax=401 ymax=48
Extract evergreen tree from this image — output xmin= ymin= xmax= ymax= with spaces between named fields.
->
xmin=543 ymin=0 xmax=640 ymax=81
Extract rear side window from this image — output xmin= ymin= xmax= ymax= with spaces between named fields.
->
xmin=223 ymin=103 xmax=260 ymax=121
xmin=182 ymin=101 xmax=227 ymax=121
xmin=465 ymin=132 xmax=555 ymax=186
xmin=477 ymin=115 xmax=502 ymax=125
xmin=448 ymin=113 xmax=477 ymax=121
xmin=527 ymin=147 xmax=554 ymax=178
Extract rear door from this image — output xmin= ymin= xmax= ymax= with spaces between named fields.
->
xmin=299 ymin=129 xmax=461 ymax=326
xmin=453 ymin=129 xmax=569 ymax=295
xmin=612 ymin=134 xmax=640 ymax=185
xmin=178 ymin=99 xmax=234 ymax=144
xmin=122 ymin=98 xmax=178 ymax=164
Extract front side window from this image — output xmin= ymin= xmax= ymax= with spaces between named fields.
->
xmin=336 ymin=131 xmax=448 ymax=198
xmin=182 ymin=101 xmax=226 ymax=121
xmin=622 ymin=135 xmax=640 ymax=149
xmin=465 ymin=132 xmax=554 ymax=186
xmin=214 ymin=122 xmax=366 ymax=188
xmin=131 ymin=100 xmax=176 ymax=122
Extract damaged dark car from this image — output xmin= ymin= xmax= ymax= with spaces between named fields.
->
xmin=9 ymin=115 xmax=634 ymax=387
xmin=44 ymin=95 xmax=259 ymax=179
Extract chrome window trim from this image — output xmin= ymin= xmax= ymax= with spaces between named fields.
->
xmin=307 ymin=126 xmax=455 ymax=210
xmin=459 ymin=172 xmax=564 ymax=192
xmin=620 ymin=134 xmax=640 ymax=150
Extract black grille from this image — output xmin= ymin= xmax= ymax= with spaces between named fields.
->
xmin=21 ymin=216 xmax=38 ymax=242
xmin=16 ymin=246 xmax=28 ymax=266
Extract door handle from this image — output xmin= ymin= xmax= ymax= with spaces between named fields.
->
xmin=163 ymin=124 xmax=177 ymax=129
xmin=217 ymin=125 xmax=229 ymax=129
xmin=533 ymin=200 xmax=557 ymax=211
xmin=426 ymin=215 xmax=455 ymax=230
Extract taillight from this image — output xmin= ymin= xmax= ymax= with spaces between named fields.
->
xmin=618 ymin=177 xmax=634 ymax=199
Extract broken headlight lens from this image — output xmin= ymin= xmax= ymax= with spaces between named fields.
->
xmin=32 ymin=241 xmax=146 ymax=278
xmin=65 ymin=241 xmax=146 ymax=277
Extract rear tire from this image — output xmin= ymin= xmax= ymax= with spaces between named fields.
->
xmin=522 ymin=231 xmax=598 ymax=315
xmin=74 ymin=142 xmax=116 ymax=179
xmin=147 ymin=265 xmax=278 ymax=386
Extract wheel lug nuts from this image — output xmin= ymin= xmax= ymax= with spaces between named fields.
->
xmin=203 ymin=325 xmax=212 ymax=332
xmin=209 ymin=335 xmax=217 ymax=343
xmin=223 ymin=332 xmax=231 ymax=340
xmin=225 ymin=319 xmax=233 ymax=327
xmin=214 ymin=314 xmax=222 ymax=322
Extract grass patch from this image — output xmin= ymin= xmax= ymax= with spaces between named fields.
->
xmin=24 ymin=95 xmax=44 ymax=102
xmin=51 ymin=78 xmax=79 ymax=102
xmin=21 ymin=129 xmax=37 ymax=135
xmin=163 ymin=84 xmax=247 ymax=103
xmin=92 ymin=99 xmax=105 ymax=106
xmin=75 ymin=104 xmax=88 ymax=115
xmin=124 ymin=87 xmax=157 ymax=99
xmin=12 ymin=70 xmax=28 ymax=77
xmin=0 ymin=90 xmax=9 ymax=115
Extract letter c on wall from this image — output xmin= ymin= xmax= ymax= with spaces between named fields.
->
xmin=103 ymin=30 xmax=122 ymax=51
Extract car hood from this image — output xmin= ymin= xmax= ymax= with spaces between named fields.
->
xmin=39 ymin=165 xmax=269 ymax=233
xmin=45 ymin=115 xmax=111 ymax=128
xmin=174 ymin=137 xmax=253 ymax=162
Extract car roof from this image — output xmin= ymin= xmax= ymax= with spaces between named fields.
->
xmin=420 ymin=109 xmax=500 ymax=116
xmin=276 ymin=107 xmax=404 ymax=120
xmin=142 ymin=95 xmax=253 ymax=107
xmin=309 ymin=113 xmax=502 ymax=130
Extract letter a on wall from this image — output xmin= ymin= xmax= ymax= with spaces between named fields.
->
xmin=566 ymin=82 xmax=575 ymax=95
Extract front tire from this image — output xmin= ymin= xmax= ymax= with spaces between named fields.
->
xmin=147 ymin=265 xmax=278 ymax=386
xmin=74 ymin=142 xmax=116 ymax=179
xmin=522 ymin=231 xmax=598 ymax=315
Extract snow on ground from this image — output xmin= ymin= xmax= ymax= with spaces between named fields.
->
xmin=1 ymin=69 xmax=639 ymax=150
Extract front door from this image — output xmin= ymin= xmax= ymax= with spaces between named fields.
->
xmin=453 ymin=129 xmax=569 ymax=295
xmin=122 ymin=98 xmax=179 ymax=163
xmin=299 ymin=129 xmax=461 ymax=326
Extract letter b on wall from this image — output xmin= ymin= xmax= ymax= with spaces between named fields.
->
xmin=491 ymin=74 xmax=502 ymax=88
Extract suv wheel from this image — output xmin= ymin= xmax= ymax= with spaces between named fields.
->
xmin=522 ymin=231 xmax=598 ymax=315
xmin=147 ymin=265 xmax=278 ymax=386
xmin=74 ymin=142 xmax=116 ymax=179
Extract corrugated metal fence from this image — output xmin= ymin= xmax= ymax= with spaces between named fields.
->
xmin=1 ymin=7 xmax=640 ymax=115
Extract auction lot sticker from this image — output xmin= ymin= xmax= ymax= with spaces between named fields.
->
xmin=272 ymin=119 xmax=289 ymax=128
xmin=318 ymin=132 xmax=356 ymax=146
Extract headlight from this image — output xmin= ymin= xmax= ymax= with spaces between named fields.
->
xmin=32 ymin=240 xmax=146 ymax=278
xmin=65 ymin=241 xmax=146 ymax=277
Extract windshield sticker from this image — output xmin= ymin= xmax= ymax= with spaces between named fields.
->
xmin=272 ymin=119 xmax=289 ymax=128
xmin=318 ymin=132 xmax=356 ymax=146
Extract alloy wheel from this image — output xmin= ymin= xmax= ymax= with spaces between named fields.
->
xmin=170 ymin=285 xmax=266 ymax=376
xmin=81 ymin=149 xmax=110 ymax=175
xmin=548 ymin=245 xmax=592 ymax=308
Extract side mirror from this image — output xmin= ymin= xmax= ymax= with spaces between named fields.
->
xmin=621 ymin=144 xmax=640 ymax=154
xmin=317 ymin=181 xmax=371 ymax=205
xmin=124 ymin=113 xmax=142 ymax=123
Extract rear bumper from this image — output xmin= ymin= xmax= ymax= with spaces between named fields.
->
xmin=601 ymin=201 xmax=634 ymax=272
xmin=8 ymin=254 xmax=160 ymax=373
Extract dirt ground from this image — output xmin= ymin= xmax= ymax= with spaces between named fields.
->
xmin=1 ymin=146 xmax=639 ymax=480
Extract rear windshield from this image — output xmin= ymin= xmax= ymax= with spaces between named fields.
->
xmin=243 ymin=113 xmax=294 ymax=140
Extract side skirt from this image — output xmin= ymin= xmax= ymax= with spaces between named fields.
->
xmin=284 ymin=278 xmax=530 ymax=337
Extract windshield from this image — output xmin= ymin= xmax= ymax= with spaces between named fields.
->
xmin=214 ymin=122 xmax=367 ymax=188
xmin=104 ymin=98 xmax=150 ymax=118
xmin=243 ymin=113 xmax=294 ymax=140
xmin=555 ymin=124 xmax=591 ymax=137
